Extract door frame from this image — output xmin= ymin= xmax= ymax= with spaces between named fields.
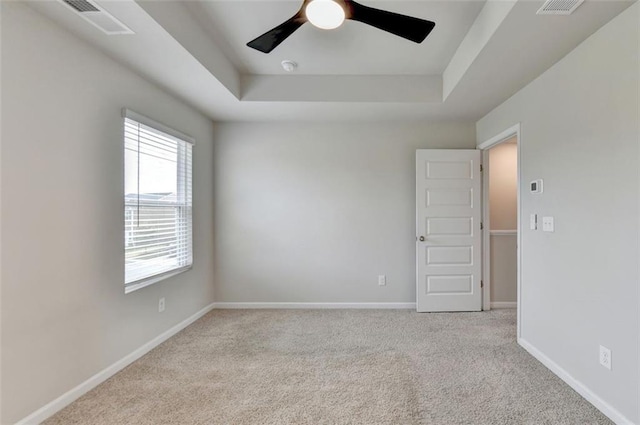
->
xmin=478 ymin=123 xmax=521 ymax=339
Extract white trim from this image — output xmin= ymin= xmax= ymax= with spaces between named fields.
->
xmin=415 ymin=151 xmax=420 ymax=313
xmin=479 ymin=123 xmax=522 ymax=340
xmin=490 ymin=229 xmax=517 ymax=236
xmin=516 ymin=127 xmax=522 ymax=339
xmin=15 ymin=302 xmax=216 ymax=425
xmin=518 ymin=338 xmax=634 ymax=425
xmin=490 ymin=301 xmax=517 ymax=309
xmin=122 ymin=108 xmax=195 ymax=145
xmin=124 ymin=266 xmax=192 ymax=294
xmin=481 ymin=149 xmax=491 ymax=311
xmin=477 ymin=123 xmax=521 ymax=150
xmin=212 ymin=302 xmax=416 ymax=310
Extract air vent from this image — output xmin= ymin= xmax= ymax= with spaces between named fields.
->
xmin=63 ymin=0 xmax=99 ymax=13
xmin=58 ymin=0 xmax=134 ymax=35
xmin=537 ymin=0 xmax=584 ymax=15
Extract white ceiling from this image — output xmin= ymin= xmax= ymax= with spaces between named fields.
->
xmin=183 ymin=1 xmax=486 ymax=75
xmin=26 ymin=0 xmax=636 ymax=122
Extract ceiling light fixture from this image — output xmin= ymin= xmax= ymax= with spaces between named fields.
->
xmin=305 ymin=0 xmax=345 ymax=30
xmin=247 ymin=0 xmax=435 ymax=54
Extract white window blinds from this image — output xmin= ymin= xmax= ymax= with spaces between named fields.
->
xmin=124 ymin=111 xmax=193 ymax=288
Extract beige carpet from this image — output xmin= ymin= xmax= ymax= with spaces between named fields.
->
xmin=44 ymin=309 xmax=611 ymax=425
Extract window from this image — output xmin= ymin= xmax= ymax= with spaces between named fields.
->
xmin=123 ymin=109 xmax=193 ymax=292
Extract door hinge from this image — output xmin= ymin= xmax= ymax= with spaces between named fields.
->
xmin=481 ymin=280 xmax=484 ymax=288
xmin=480 ymin=222 xmax=484 ymax=230
xmin=480 ymin=164 xmax=483 ymax=172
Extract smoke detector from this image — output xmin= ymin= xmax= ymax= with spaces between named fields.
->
xmin=58 ymin=0 xmax=134 ymax=35
xmin=281 ymin=60 xmax=298 ymax=72
xmin=537 ymin=0 xmax=584 ymax=15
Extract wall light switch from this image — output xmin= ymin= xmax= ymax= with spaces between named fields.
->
xmin=159 ymin=297 xmax=165 ymax=313
xmin=530 ymin=214 xmax=538 ymax=230
xmin=378 ymin=275 xmax=386 ymax=286
xmin=542 ymin=216 xmax=555 ymax=232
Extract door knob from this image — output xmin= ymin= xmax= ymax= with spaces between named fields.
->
xmin=419 ymin=236 xmax=425 ymax=242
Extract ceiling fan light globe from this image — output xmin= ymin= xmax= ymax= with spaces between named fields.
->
xmin=305 ymin=0 xmax=345 ymax=30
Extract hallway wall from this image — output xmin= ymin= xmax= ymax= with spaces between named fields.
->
xmin=477 ymin=4 xmax=639 ymax=421
xmin=489 ymin=141 xmax=517 ymax=304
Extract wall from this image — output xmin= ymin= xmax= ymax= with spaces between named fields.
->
xmin=213 ymin=122 xmax=475 ymax=303
xmin=489 ymin=236 xmax=517 ymax=303
xmin=1 ymin=3 xmax=215 ymax=423
xmin=489 ymin=141 xmax=517 ymax=303
xmin=489 ymin=141 xmax=517 ymax=230
xmin=477 ymin=3 xmax=638 ymax=422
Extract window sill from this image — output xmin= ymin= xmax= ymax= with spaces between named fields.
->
xmin=124 ymin=266 xmax=192 ymax=294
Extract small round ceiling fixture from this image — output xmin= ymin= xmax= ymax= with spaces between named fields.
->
xmin=281 ymin=60 xmax=298 ymax=72
xmin=305 ymin=0 xmax=345 ymax=30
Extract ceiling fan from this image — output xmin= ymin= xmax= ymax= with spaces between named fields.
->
xmin=247 ymin=0 xmax=436 ymax=54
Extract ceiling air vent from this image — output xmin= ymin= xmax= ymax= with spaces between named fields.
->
xmin=59 ymin=0 xmax=134 ymax=35
xmin=537 ymin=0 xmax=584 ymax=15
xmin=63 ymin=0 xmax=99 ymax=13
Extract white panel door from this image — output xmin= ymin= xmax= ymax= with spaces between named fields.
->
xmin=416 ymin=150 xmax=482 ymax=312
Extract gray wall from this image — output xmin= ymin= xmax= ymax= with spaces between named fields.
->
xmin=213 ymin=122 xmax=475 ymax=303
xmin=477 ymin=3 xmax=639 ymax=421
xmin=490 ymin=236 xmax=517 ymax=303
xmin=1 ymin=3 xmax=215 ymax=423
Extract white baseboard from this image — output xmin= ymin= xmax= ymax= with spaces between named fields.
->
xmin=16 ymin=302 xmax=216 ymax=425
xmin=212 ymin=302 xmax=416 ymax=310
xmin=518 ymin=338 xmax=634 ymax=425
xmin=490 ymin=301 xmax=517 ymax=309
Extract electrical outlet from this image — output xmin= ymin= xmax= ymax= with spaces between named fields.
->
xmin=158 ymin=297 xmax=165 ymax=313
xmin=599 ymin=345 xmax=611 ymax=370
xmin=378 ymin=275 xmax=386 ymax=286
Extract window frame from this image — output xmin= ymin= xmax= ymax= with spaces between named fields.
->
xmin=122 ymin=109 xmax=195 ymax=294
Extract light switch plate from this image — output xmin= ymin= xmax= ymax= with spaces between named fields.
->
xmin=542 ymin=216 xmax=554 ymax=232
xmin=530 ymin=214 xmax=538 ymax=230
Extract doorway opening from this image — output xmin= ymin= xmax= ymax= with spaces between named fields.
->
xmin=479 ymin=125 xmax=521 ymax=337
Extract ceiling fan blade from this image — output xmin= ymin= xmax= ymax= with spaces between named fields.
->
xmin=346 ymin=1 xmax=435 ymax=44
xmin=247 ymin=13 xmax=307 ymax=54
